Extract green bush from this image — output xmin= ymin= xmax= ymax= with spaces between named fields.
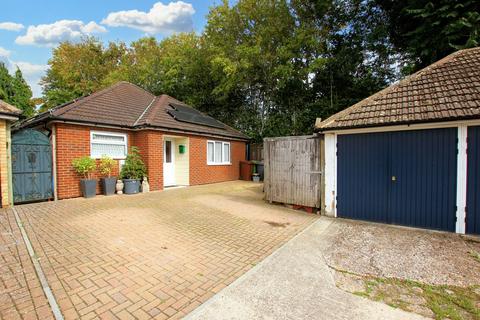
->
xmin=98 ymin=156 xmax=116 ymax=177
xmin=72 ymin=156 xmax=96 ymax=179
xmin=120 ymin=146 xmax=146 ymax=180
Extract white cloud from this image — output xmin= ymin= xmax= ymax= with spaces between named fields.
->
xmin=0 ymin=46 xmax=11 ymax=57
xmin=0 ymin=22 xmax=24 ymax=32
xmin=15 ymin=20 xmax=107 ymax=47
xmin=0 ymin=54 xmax=47 ymax=97
xmin=102 ymin=1 xmax=195 ymax=34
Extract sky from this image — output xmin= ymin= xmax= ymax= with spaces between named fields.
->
xmin=0 ymin=0 xmax=221 ymax=98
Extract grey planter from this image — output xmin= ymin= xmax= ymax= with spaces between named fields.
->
xmin=101 ymin=177 xmax=117 ymax=196
xmin=80 ymin=179 xmax=97 ymax=198
xmin=123 ymin=179 xmax=140 ymax=194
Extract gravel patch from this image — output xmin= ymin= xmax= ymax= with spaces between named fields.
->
xmin=319 ymin=218 xmax=480 ymax=287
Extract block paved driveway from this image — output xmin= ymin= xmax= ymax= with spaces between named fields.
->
xmin=1 ymin=181 xmax=317 ymax=320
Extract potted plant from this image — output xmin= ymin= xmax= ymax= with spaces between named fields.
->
xmin=120 ymin=146 xmax=146 ymax=194
xmin=99 ymin=156 xmax=117 ymax=196
xmin=72 ymin=156 xmax=97 ymax=198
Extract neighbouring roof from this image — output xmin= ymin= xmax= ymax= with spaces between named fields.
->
xmin=316 ymin=47 xmax=480 ymax=131
xmin=0 ymin=99 xmax=22 ymax=117
xmin=16 ymin=82 xmax=249 ymax=140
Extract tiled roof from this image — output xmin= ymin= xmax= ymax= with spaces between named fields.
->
xmin=17 ymin=82 xmax=248 ymax=140
xmin=0 ymin=99 xmax=22 ymax=116
xmin=317 ymin=47 xmax=480 ymax=131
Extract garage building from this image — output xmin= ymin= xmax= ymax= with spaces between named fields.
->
xmin=316 ymin=47 xmax=480 ymax=234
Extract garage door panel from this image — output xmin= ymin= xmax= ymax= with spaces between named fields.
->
xmin=337 ymin=132 xmax=390 ymax=222
xmin=337 ymin=128 xmax=457 ymax=232
xmin=467 ymin=126 xmax=480 ymax=234
xmin=389 ymin=129 xmax=457 ymax=231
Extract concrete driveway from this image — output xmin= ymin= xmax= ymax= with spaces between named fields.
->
xmin=1 ymin=181 xmax=316 ymax=320
xmin=186 ymin=219 xmax=424 ymax=320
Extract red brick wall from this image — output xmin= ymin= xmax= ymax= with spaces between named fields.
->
xmin=55 ymin=124 xmax=133 ymax=199
xmin=132 ymin=130 xmax=163 ymax=191
xmin=189 ymin=136 xmax=246 ymax=185
xmin=55 ymin=123 xmax=246 ymax=199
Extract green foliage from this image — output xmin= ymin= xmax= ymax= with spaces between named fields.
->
xmin=98 ymin=156 xmax=116 ymax=178
xmin=0 ymin=63 xmax=35 ymax=116
xmin=40 ymin=37 xmax=127 ymax=110
xmin=120 ymin=147 xmax=146 ymax=180
xmin=39 ymin=0 xmax=474 ymax=139
xmin=376 ymin=0 xmax=480 ymax=72
xmin=72 ymin=156 xmax=96 ymax=179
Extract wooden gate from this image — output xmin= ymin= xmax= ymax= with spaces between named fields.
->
xmin=12 ymin=129 xmax=53 ymax=203
xmin=264 ymin=135 xmax=323 ymax=209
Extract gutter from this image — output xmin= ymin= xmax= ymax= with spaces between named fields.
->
xmin=315 ymin=115 xmax=480 ymax=133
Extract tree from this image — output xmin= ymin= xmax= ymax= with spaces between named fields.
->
xmin=41 ymin=37 xmax=126 ymax=110
xmin=377 ymin=0 xmax=480 ymax=72
xmin=11 ymin=68 xmax=35 ymax=117
xmin=0 ymin=62 xmax=35 ymax=116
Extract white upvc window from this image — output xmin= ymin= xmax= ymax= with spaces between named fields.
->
xmin=90 ymin=131 xmax=128 ymax=159
xmin=207 ymin=140 xmax=231 ymax=165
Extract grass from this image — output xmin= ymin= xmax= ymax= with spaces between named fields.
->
xmin=469 ymin=250 xmax=480 ymax=264
xmin=337 ymin=269 xmax=480 ymax=320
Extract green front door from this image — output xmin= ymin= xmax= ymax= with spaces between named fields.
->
xmin=12 ymin=129 xmax=53 ymax=203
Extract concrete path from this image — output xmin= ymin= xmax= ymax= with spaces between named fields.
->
xmin=186 ymin=218 xmax=426 ymax=320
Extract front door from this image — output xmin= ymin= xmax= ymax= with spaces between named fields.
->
xmin=163 ymin=139 xmax=175 ymax=186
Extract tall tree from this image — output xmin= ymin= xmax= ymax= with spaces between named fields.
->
xmin=0 ymin=62 xmax=13 ymax=101
xmin=11 ymin=68 xmax=35 ymax=117
xmin=0 ymin=63 xmax=35 ymax=116
xmin=377 ymin=0 xmax=480 ymax=72
xmin=41 ymin=37 xmax=126 ymax=110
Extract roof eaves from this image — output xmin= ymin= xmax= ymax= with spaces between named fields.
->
xmin=315 ymin=48 xmax=474 ymax=131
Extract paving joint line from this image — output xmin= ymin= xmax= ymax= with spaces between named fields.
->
xmin=12 ymin=207 xmax=64 ymax=320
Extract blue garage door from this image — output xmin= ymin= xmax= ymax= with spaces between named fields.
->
xmin=337 ymin=128 xmax=457 ymax=232
xmin=467 ymin=126 xmax=480 ymax=234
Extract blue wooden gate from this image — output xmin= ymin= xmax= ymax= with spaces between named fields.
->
xmin=467 ymin=126 xmax=480 ymax=234
xmin=12 ymin=129 xmax=53 ymax=203
xmin=337 ymin=128 xmax=457 ymax=232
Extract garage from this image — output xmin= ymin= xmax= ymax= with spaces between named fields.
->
xmin=317 ymin=47 xmax=480 ymax=234
xmin=467 ymin=126 xmax=480 ymax=234
xmin=337 ymin=128 xmax=458 ymax=232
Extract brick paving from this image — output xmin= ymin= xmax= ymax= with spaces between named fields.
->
xmin=2 ymin=181 xmax=317 ymax=319
xmin=0 ymin=208 xmax=53 ymax=320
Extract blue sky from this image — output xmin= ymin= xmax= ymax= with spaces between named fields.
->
xmin=0 ymin=0 xmax=220 ymax=97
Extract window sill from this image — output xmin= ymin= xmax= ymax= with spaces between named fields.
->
xmin=91 ymin=156 xmax=127 ymax=160
xmin=207 ymin=162 xmax=232 ymax=166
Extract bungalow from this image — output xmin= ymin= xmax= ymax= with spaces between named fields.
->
xmin=316 ymin=47 xmax=480 ymax=235
xmin=14 ymin=82 xmax=248 ymax=200
xmin=0 ymin=100 xmax=21 ymax=207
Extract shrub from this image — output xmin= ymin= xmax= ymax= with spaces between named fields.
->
xmin=98 ymin=156 xmax=116 ymax=178
xmin=120 ymin=146 xmax=146 ymax=180
xmin=72 ymin=156 xmax=96 ymax=179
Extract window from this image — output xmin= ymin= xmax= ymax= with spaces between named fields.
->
xmin=207 ymin=140 xmax=231 ymax=165
xmin=165 ymin=140 xmax=172 ymax=163
xmin=90 ymin=131 xmax=127 ymax=159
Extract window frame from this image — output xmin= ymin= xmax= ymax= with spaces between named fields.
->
xmin=90 ymin=130 xmax=128 ymax=160
xmin=207 ymin=140 xmax=231 ymax=165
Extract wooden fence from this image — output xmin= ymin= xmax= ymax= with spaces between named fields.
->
xmin=264 ymin=135 xmax=324 ymax=209
xmin=249 ymin=143 xmax=263 ymax=161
